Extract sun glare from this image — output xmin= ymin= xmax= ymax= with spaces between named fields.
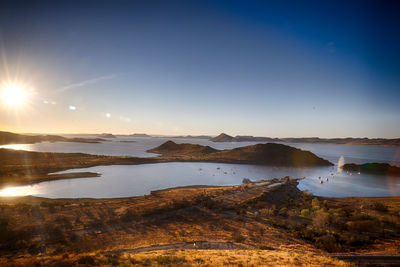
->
xmin=1 ymin=82 xmax=31 ymax=109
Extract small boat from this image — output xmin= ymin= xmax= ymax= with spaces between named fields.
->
xmin=326 ymin=178 xmax=329 ymax=182
xmin=320 ymin=180 xmax=323 ymax=184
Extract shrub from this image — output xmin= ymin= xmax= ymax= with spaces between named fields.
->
xmin=120 ymin=209 xmax=137 ymax=222
xmin=311 ymin=198 xmax=320 ymax=211
xmin=77 ymin=255 xmax=96 ymax=265
xmin=279 ymin=207 xmax=288 ymax=216
xmin=329 ymin=208 xmax=345 ymax=217
xmin=31 ymin=205 xmax=42 ymax=219
xmin=315 ymin=234 xmax=340 ymax=252
xmin=312 ymin=209 xmax=330 ymax=229
xmin=342 ymin=233 xmax=371 ymax=247
xmin=371 ymin=202 xmax=388 ymax=212
xmin=55 ymin=216 xmax=73 ymax=229
xmin=300 ymin=209 xmax=310 ymax=217
xmin=303 ymin=190 xmax=313 ymax=200
xmin=154 ymin=255 xmax=186 ymax=264
xmin=232 ymin=232 xmax=246 ymax=243
xmin=346 ymin=220 xmax=377 ymax=234
xmin=46 ymin=225 xmax=65 ymax=241
xmin=88 ymin=218 xmax=104 ymax=228
xmin=236 ymin=208 xmax=247 ymax=215
xmin=194 ymin=258 xmax=205 ymax=264
xmin=129 ymin=257 xmax=141 ymax=264
xmin=258 ymin=244 xmax=275 ymax=250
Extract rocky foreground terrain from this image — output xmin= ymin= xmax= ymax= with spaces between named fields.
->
xmin=0 ymin=179 xmax=399 ymax=266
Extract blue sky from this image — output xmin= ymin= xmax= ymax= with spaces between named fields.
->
xmin=0 ymin=0 xmax=399 ymax=137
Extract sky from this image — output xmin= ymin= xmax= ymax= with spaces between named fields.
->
xmin=0 ymin=0 xmax=399 ymax=138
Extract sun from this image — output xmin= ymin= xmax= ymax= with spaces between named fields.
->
xmin=1 ymin=82 xmax=31 ymax=109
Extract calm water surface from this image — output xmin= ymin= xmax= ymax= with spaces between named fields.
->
xmin=1 ymin=137 xmax=399 ymax=198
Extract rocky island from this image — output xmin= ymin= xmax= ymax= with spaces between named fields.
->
xmin=341 ymin=163 xmax=400 ymax=177
xmin=209 ymin=133 xmax=239 ymax=142
xmin=148 ymin=141 xmax=333 ymax=166
xmin=129 ymin=133 xmax=151 ymax=137
xmin=98 ymin=133 xmax=116 ymax=138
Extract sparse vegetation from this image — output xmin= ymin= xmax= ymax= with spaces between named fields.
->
xmin=0 ymin=179 xmax=399 ymax=265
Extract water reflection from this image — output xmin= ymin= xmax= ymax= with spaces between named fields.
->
xmin=0 ymin=144 xmax=31 ymax=150
xmin=1 ymin=163 xmax=398 ymax=199
xmin=0 ymin=185 xmax=38 ymax=197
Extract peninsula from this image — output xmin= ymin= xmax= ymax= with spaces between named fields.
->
xmin=0 ymin=131 xmax=105 ymax=145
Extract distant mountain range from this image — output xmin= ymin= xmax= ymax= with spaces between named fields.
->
xmin=98 ymin=133 xmax=116 ymax=138
xmin=2 ymin=131 xmax=399 ymax=147
xmin=173 ymin=135 xmax=212 ymax=139
xmin=210 ymin=133 xmax=400 ymax=147
xmin=210 ymin=133 xmax=279 ymax=142
xmin=0 ymin=131 xmax=105 ymax=145
xmin=129 ymin=133 xmax=151 ymax=137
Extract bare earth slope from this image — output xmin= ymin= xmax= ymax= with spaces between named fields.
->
xmin=0 ymin=180 xmax=399 ymax=266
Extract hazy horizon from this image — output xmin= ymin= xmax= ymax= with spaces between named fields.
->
xmin=1 ymin=0 xmax=399 ymax=138
xmin=4 ymin=130 xmax=399 ymax=140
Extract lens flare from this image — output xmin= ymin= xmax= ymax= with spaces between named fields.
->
xmin=1 ymin=82 xmax=32 ymax=109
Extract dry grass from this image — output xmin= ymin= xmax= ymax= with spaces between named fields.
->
xmin=0 ymin=249 xmax=350 ymax=266
xmin=0 ymin=181 xmax=399 ymax=265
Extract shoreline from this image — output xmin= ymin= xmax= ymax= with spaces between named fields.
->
xmin=0 ymin=141 xmax=332 ymax=189
xmin=0 ymin=172 xmax=101 ymax=189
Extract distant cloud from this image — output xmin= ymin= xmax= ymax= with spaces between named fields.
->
xmin=56 ymin=74 xmax=116 ymax=92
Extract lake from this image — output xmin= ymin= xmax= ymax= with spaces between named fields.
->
xmin=1 ymin=137 xmax=399 ymax=198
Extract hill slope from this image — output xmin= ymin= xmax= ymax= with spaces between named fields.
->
xmin=148 ymin=140 xmax=217 ymax=156
xmin=149 ymin=141 xmax=333 ymax=166
xmin=210 ymin=133 xmax=238 ymax=142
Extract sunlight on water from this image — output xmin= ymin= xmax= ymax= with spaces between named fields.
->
xmin=0 ymin=143 xmax=31 ymax=150
xmin=0 ymin=186 xmax=36 ymax=197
